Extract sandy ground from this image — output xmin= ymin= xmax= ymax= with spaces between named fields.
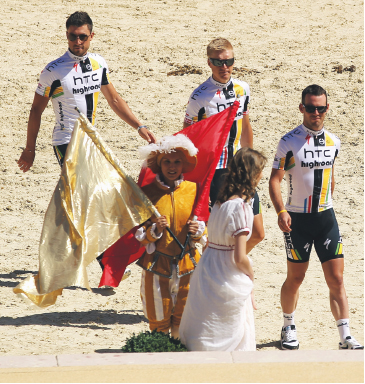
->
xmin=0 ymin=0 xmax=363 ymax=356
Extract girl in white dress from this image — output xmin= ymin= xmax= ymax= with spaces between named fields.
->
xmin=179 ymin=147 xmax=266 ymax=351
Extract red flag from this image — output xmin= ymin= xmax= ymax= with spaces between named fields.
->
xmin=99 ymin=101 xmax=239 ymax=287
xmin=98 ymin=227 xmax=145 ymax=288
xmin=138 ymin=101 xmax=239 ymax=221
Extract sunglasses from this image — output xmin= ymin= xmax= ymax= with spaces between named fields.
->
xmin=209 ymin=57 xmax=235 ymax=67
xmin=67 ymin=33 xmax=91 ymax=42
xmin=302 ymin=104 xmax=327 ymax=113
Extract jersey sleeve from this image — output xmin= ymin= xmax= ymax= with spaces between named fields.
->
xmin=101 ymin=68 xmax=109 ymax=85
xmin=226 ymin=202 xmax=251 ymax=238
xmin=94 ymin=54 xmax=110 ymax=86
xmin=241 ymin=82 xmax=250 ymax=115
xmin=334 ymin=135 xmax=341 ymax=158
xmin=101 ymin=58 xmax=110 ymax=85
xmin=272 ymin=139 xmax=294 ymax=171
xmin=35 ymin=68 xmax=55 ymax=98
xmin=184 ymin=92 xmax=206 ymax=125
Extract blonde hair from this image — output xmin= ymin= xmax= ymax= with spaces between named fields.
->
xmin=207 ymin=38 xmax=233 ymax=57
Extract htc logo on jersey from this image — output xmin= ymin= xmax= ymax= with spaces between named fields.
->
xmin=217 ymin=101 xmax=235 ymax=112
xmin=191 ymin=86 xmax=208 ymax=100
xmin=46 ymin=58 xmax=65 ymax=72
xmin=73 ymin=73 xmax=100 ymax=85
xmin=281 ymin=129 xmax=301 ymax=142
xmin=72 ymin=73 xmax=101 ymax=95
xmin=301 ymin=148 xmax=334 ymax=169
xmin=216 ymin=102 xmax=244 ymax=118
xmin=304 ymin=148 xmax=332 ymax=159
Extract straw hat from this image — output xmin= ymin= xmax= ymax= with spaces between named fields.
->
xmin=139 ymin=134 xmax=198 ymax=174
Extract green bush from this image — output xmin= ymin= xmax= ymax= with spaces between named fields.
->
xmin=121 ymin=330 xmax=188 ymax=352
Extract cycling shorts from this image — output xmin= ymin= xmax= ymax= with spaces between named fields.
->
xmin=53 ymin=143 xmax=68 ymax=167
xmin=283 ymin=208 xmax=343 ymax=264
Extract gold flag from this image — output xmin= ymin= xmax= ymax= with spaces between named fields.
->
xmin=14 ymin=113 xmax=156 ymax=307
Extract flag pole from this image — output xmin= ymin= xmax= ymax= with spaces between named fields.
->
xmin=75 ymin=107 xmax=185 ymax=251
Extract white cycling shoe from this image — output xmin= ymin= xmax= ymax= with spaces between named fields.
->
xmin=339 ymin=336 xmax=364 ymax=350
xmin=281 ymin=325 xmax=299 ymax=350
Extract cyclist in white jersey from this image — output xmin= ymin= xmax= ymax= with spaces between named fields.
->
xmin=183 ymin=38 xmax=264 ymax=255
xmin=16 ymin=11 xmax=156 ymax=285
xmin=17 ymin=11 xmax=156 ymax=172
xmin=269 ymin=84 xmax=363 ymax=350
xmin=36 ymin=49 xmax=111 ymax=147
xmin=273 ymin=123 xmax=340 ymax=213
xmin=184 ymin=76 xmax=250 ymax=169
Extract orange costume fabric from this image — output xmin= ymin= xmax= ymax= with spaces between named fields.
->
xmin=136 ymin=177 xmax=206 ymax=332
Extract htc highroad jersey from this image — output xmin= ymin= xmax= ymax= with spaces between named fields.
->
xmin=184 ymin=76 xmax=250 ymax=169
xmin=272 ymin=124 xmax=340 ymax=213
xmin=36 ymin=50 xmax=111 ymax=146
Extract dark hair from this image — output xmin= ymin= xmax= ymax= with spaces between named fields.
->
xmin=66 ymin=11 xmax=93 ymax=32
xmin=216 ymin=147 xmax=267 ymax=205
xmin=302 ymin=84 xmax=327 ymax=104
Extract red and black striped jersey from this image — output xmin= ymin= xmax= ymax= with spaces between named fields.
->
xmin=273 ymin=124 xmax=341 ymax=213
xmin=36 ymin=50 xmax=110 ymax=146
xmin=184 ymin=76 xmax=250 ymax=169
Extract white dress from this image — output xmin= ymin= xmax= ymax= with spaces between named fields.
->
xmin=179 ymin=198 xmax=256 ymax=351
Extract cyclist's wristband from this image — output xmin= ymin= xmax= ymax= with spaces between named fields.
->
xmin=277 ymin=209 xmax=287 ymax=216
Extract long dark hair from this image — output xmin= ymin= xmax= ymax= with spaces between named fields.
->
xmin=216 ymin=147 xmax=267 ymax=204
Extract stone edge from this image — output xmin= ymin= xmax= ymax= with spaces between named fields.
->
xmin=0 ymin=350 xmax=363 ymax=369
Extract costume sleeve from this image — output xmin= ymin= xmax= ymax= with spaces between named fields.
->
xmin=145 ymin=223 xmax=163 ymax=244
xmin=272 ymin=138 xmax=294 ymax=171
xmin=135 ymin=225 xmax=147 ymax=242
xmin=135 ymin=222 xmax=162 ymax=244
xmin=190 ymin=220 xmax=207 ymax=239
xmin=189 ymin=221 xmax=208 ymax=248
xmin=135 ymin=225 xmax=158 ymax=254
xmin=226 ymin=202 xmax=251 ymax=238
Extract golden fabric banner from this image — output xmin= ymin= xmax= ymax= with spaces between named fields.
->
xmin=14 ymin=112 xmax=156 ymax=307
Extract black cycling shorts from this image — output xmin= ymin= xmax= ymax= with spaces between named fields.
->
xmin=53 ymin=143 xmax=69 ymax=167
xmin=283 ymin=208 xmax=343 ymax=264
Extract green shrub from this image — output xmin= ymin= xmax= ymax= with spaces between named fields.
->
xmin=121 ymin=330 xmax=188 ymax=352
